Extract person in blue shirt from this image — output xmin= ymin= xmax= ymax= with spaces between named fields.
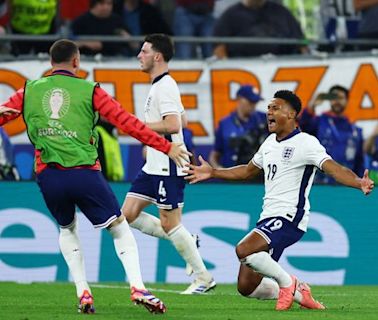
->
xmin=299 ymin=85 xmax=364 ymax=184
xmin=209 ymin=84 xmax=268 ymax=169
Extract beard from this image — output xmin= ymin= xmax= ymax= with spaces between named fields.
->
xmin=331 ymin=104 xmax=345 ymax=115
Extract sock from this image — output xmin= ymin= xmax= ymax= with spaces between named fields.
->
xmin=248 ymin=277 xmax=279 ymax=300
xmin=248 ymin=277 xmax=303 ymax=303
xmin=294 ymin=290 xmax=303 ymax=304
xmin=168 ymin=224 xmax=209 ymax=279
xmin=108 ymin=219 xmax=145 ymax=289
xmin=241 ymin=251 xmax=292 ymax=287
xmin=59 ymin=220 xmax=90 ymax=298
xmin=129 ymin=211 xmax=169 ymax=239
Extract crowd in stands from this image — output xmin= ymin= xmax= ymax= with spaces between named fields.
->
xmin=0 ymin=0 xmax=377 ymax=57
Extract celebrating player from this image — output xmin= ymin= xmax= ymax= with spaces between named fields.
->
xmin=122 ymin=34 xmax=216 ymax=294
xmin=184 ymin=90 xmax=374 ymax=310
xmin=0 ymin=39 xmax=191 ymax=314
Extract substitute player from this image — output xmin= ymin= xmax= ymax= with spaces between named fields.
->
xmin=184 ymin=90 xmax=374 ymax=310
xmin=0 ymin=39 xmax=191 ymax=314
xmin=122 ymin=34 xmax=216 ymax=294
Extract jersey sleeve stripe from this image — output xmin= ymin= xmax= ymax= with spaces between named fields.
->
xmin=251 ymin=158 xmax=262 ymax=169
xmin=161 ymin=111 xmax=179 ymax=117
xmin=318 ymin=156 xmax=332 ymax=170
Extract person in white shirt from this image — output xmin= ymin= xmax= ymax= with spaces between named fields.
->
xmin=122 ymin=34 xmax=215 ymax=294
xmin=184 ymin=90 xmax=374 ymax=310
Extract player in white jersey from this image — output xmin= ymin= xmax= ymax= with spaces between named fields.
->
xmin=184 ymin=90 xmax=374 ymax=310
xmin=122 ymin=34 xmax=215 ymax=294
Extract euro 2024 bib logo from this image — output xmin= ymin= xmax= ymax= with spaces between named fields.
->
xmin=42 ymin=88 xmax=70 ymax=119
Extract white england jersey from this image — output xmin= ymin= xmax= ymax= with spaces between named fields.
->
xmin=251 ymin=129 xmax=332 ymax=231
xmin=142 ymin=73 xmax=187 ymax=176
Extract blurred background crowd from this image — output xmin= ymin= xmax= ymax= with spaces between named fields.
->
xmin=0 ymin=0 xmax=377 ymax=57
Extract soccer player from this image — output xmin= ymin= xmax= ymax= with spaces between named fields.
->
xmin=122 ymin=34 xmax=216 ymax=294
xmin=0 ymin=39 xmax=191 ymax=314
xmin=184 ymin=90 xmax=374 ymax=310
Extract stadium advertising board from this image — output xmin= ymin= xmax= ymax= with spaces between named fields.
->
xmin=0 ymin=56 xmax=377 ymax=142
xmin=1 ymin=182 xmax=377 ymax=285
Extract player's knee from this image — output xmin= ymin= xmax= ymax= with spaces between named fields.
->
xmin=122 ymin=207 xmax=138 ymax=223
xmin=236 ymin=243 xmax=251 ymax=260
xmin=160 ymin=219 xmax=175 ymax=233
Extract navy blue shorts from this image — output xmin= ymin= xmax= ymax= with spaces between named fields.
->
xmin=36 ymin=168 xmax=121 ymax=228
xmin=127 ymin=170 xmax=185 ymax=210
xmin=253 ymin=217 xmax=305 ymax=261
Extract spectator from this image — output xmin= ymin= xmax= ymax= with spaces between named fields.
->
xmin=364 ymin=124 xmax=378 ymax=183
xmin=60 ymin=0 xmax=90 ymax=24
xmin=71 ymin=0 xmax=130 ymax=56
xmin=173 ymin=0 xmax=215 ymax=58
xmin=212 ymin=0 xmax=307 ymax=58
xmin=209 ymin=85 xmax=268 ymax=170
xmin=9 ymin=0 xmax=58 ymax=55
xmin=355 ymin=0 xmax=378 ymax=50
xmin=114 ymin=0 xmax=171 ymax=35
xmin=113 ymin=0 xmax=171 ymax=55
xmin=96 ymin=118 xmax=125 ymax=181
xmin=0 ymin=127 xmax=19 ymax=180
xmin=318 ymin=0 xmax=359 ymax=52
xmin=0 ymin=0 xmax=8 ymax=28
xmin=213 ymin=0 xmax=239 ymax=18
xmin=284 ymin=0 xmax=321 ymax=40
xmin=0 ymin=0 xmax=9 ymax=53
xmin=299 ymin=85 xmax=364 ymax=184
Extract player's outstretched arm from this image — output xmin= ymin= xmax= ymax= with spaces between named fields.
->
xmin=0 ymin=88 xmax=24 ymax=126
xmin=0 ymin=106 xmax=20 ymax=116
xmin=167 ymin=142 xmax=192 ymax=168
xmin=322 ymin=159 xmax=374 ymax=195
xmin=184 ymin=156 xmax=261 ymax=184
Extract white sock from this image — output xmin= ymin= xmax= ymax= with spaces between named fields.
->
xmin=294 ymin=290 xmax=303 ymax=303
xmin=168 ymin=224 xmax=209 ymax=279
xmin=248 ymin=277 xmax=279 ymax=300
xmin=108 ymin=219 xmax=145 ymax=289
xmin=248 ymin=277 xmax=303 ymax=303
xmin=59 ymin=220 xmax=90 ymax=298
xmin=129 ymin=211 xmax=169 ymax=239
xmin=241 ymin=252 xmax=292 ymax=287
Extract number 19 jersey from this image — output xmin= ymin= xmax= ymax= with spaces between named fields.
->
xmin=251 ymin=129 xmax=331 ymax=231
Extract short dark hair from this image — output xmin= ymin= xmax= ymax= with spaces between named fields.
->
xmin=274 ymin=90 xmax=302 ymax=114
xmin=144 ymin=34 xmax=174 ymax=62
xmin=49 ymin=39 xmax=79 ymax=64
xmin=329 ymin=85 xmax=349 ymax=98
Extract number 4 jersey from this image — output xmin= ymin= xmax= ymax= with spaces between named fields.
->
xmin=251 ymin=129 xmax=331 ymax=232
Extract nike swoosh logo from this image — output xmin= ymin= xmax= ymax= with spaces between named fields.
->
xmin=159 ymin=198 xmax=167 ymax=202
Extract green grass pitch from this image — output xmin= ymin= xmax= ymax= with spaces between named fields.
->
xmin=1 ymin=282 xmax=378 ymax=320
